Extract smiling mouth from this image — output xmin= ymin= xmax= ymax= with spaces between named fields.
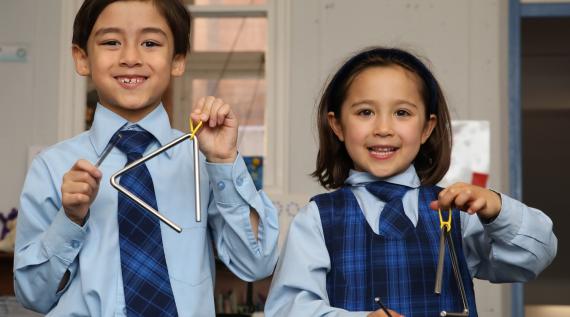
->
xmin=116 ymin=76 xmax=147 ymax=89
xmin=368 ymin=146 xmax=398 ymax=159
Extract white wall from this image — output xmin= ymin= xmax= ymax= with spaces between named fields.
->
xmin=284 ymin=0 xmax=511 ymax=316
xmin=0 ymin=0 xmax=64 ymax=212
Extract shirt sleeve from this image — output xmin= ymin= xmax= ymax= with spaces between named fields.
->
xmin=14 ymin=155 xmax=86 ymax=313
xmin=265 ymin=202 xmax=370 ymax=317
xmin=204 ymin=154 xmax=279 ymax=281
xmin=461 ymin=193 xmax=557 ymax=282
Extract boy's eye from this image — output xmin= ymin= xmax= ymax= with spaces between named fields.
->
xmin=102 ymin=40 xmax=120 ymax=46
xmin=357 ymin=109 xmax=373 ymax=117
xmin=142 ymin=41 xmax=160 ymax=48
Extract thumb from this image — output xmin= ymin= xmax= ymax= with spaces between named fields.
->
xmin=430 ymin=200 xmax=440 ymax=210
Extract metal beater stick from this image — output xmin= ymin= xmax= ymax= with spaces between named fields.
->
xmin=434 ymin=227 xmax=446 ymax=294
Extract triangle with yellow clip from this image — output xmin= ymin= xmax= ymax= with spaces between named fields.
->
xmin=434 ymin=208 xmax=470 ymax=316
xmin=110 ymin=119 xmax=203 ymax=233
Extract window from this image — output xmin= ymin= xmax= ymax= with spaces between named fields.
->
xmin=171 ymin=1 xmax=268 ymax=157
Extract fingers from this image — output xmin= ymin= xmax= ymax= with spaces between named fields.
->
xmin=468 ymin=197 xmax=487 ymax=214
xmin=216 ymin=103 xmax=233 ymax=126
xmin=433 ymin=182 xmax=477 ymax=212
xmin=388 ymin=310 xmax=404 ymax=317
xmin=429 ymin=200 xmax=440 ymax=211
xmin=432 ymin=182 xmax=500 ymax=217
xmin=190 ymin=96 xmax=239 ymax=163
xmin=191 ymin=96 xmax=235 ymax=128
xmin=452 ymin=190 xmax=472 ymax=212
xmin=61 ymin=160 xmax=102 ymax=224
xmin=190 ymin=96 xmax=211 ymax=123
xmin=62 ymin=191 xmax=91 ymax=209
xmin=71 ymin=159 xmax=102 ymax=180
xmin=64 ymin=160 xmax=101 ymax=190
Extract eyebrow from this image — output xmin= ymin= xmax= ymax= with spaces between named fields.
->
xmin=349 ymin=99 xmax=376 ymax=108
xmin=393 ymin=99 xmax=419 ymax=108
xmin=140 ymin=27 xmax=168 ymax=38
xmin=93 ymin=27 xmax=122 ymax=37
xmin=350 ymin=99 xmax=419 ymax=108
xmin=93 ymin=27 xmax=168 ymax=38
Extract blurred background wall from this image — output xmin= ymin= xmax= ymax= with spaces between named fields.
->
xmin=1 ymin=0 xmax=568 ymax=316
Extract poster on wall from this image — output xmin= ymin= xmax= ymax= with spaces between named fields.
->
xmin=243 ymin=156 xmax=263 ymax=190
xmin=438 ymin=120 xmax=490 ymax=188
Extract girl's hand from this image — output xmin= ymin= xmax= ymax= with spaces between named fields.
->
xmin=429 ymin=182 xmax=502 ymax=221
xmin=190 ymin=96 xmax=238 ymax=163
xmin=368 ymin=308 xmax=404 ymax=317
xmin=61 ymin=159 xmax=102 ymax=225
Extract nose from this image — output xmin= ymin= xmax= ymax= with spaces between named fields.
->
xmin=119 ymin=43 xmax=142 ymax=67
xmin=373 ymin=114 xmax=394 ymax=137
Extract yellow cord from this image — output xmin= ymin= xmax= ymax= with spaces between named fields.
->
xmin=189 ymin=119 xmax=203 ymax=140
xmin=438 ymin=208 xmax=452 ymax=232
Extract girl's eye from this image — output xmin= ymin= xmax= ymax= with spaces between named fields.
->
xmin=395 ymin=109 xmax=410 ymax=117
xmin=357 ymin=109 xmax=373 ymax=117
xmin=142 ymin=41 xmax=160 ymax=48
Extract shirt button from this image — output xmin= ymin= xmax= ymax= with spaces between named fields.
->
xmin=217 ymin=181 xmax=226 ymax=190
xmin=236 ymin=176 xmax=244 ymax=186
xmin=70 ymin=240 xmax=80 ymax=249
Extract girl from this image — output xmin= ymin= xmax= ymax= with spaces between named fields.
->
xmin=265 ymin=47 xmax=557 ymax=317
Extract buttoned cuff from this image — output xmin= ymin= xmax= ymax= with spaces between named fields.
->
xmin=42 ymin=209 xmax=87 ymax=264
xmin=483 ymin=193 xmax=523 ymax=242
xmin=205 ymin=154 xmax=264 ymax=213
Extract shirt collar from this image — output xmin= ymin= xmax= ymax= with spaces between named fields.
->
xmin=345 ymin=164 xmax=421 ymax=188
xmin=89 ymin=103 xmax=175 ymax=158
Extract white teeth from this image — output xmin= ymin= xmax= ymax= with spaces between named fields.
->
xmin=119 ymin=77 xmax=144 ymax=84
xmin=370 ymin=147 xmax=395 ymax=152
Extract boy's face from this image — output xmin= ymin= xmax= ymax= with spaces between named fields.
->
xmin=73 ymin=1 xmax=186 ymax=122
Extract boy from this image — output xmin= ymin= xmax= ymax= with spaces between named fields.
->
xmin=14 ymin=0 xmax=278 ymax=316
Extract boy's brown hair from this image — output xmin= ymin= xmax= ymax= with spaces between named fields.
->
xmin=312 ymin=47 xmax=452 ymax=189
xmin=72 ymin=0 xmax=191 ymax=56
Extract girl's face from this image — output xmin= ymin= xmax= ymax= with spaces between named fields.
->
xmin=328 ymin=65 xmax=436 ymax=179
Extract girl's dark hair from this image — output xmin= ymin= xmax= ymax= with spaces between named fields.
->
xmin=312 ymin=47 xmax=452 ymax=189
xmin=72 ymin=0 xmax=191 ymax=56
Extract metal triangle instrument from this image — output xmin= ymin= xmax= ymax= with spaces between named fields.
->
xmin=110 ymin=122 xmax=203 ymax=233
xmin=434 ymin=208 xmax=469 ymax=317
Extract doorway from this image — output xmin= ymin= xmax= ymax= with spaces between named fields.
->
xmin=510 ymin=2 xmax=570 ymax=316
xmin=521 ymin=16 xmax=570 ymax=313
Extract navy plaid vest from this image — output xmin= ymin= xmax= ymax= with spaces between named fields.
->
xmin=312 ymin=185 xmax=477 ymax=316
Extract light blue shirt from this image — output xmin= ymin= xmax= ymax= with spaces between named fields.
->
xmin=265 ymin=166 xmax=557 ymax=317
xmin=15 ymin=104 xmax=279 ymax=317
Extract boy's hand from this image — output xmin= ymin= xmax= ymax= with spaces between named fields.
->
xmin=368 ymin=308 xmax=404 ymax=317
xmin=430 ymin=182 xmax=502 ymax=221
xmin=190 ymin=96 xmax=238 ymax=163
xmin=61 ymin=159 xmax=102 ymax=225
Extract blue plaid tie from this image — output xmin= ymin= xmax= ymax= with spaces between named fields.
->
xmin=115 ymin=130 xmax=178 ymax=317
xmin=365 ymin=181 xmax=414 ymax=239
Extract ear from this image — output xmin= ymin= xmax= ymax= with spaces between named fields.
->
xmin=72 ymin=45 xmax=90 ymax=76
xmin=421 ymin=114 xmax=437 ymax=144
xmin=171 ymin=54 xmax=186 ymax=77
xmin=327 ymin=111 xmax=345 ymax=142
